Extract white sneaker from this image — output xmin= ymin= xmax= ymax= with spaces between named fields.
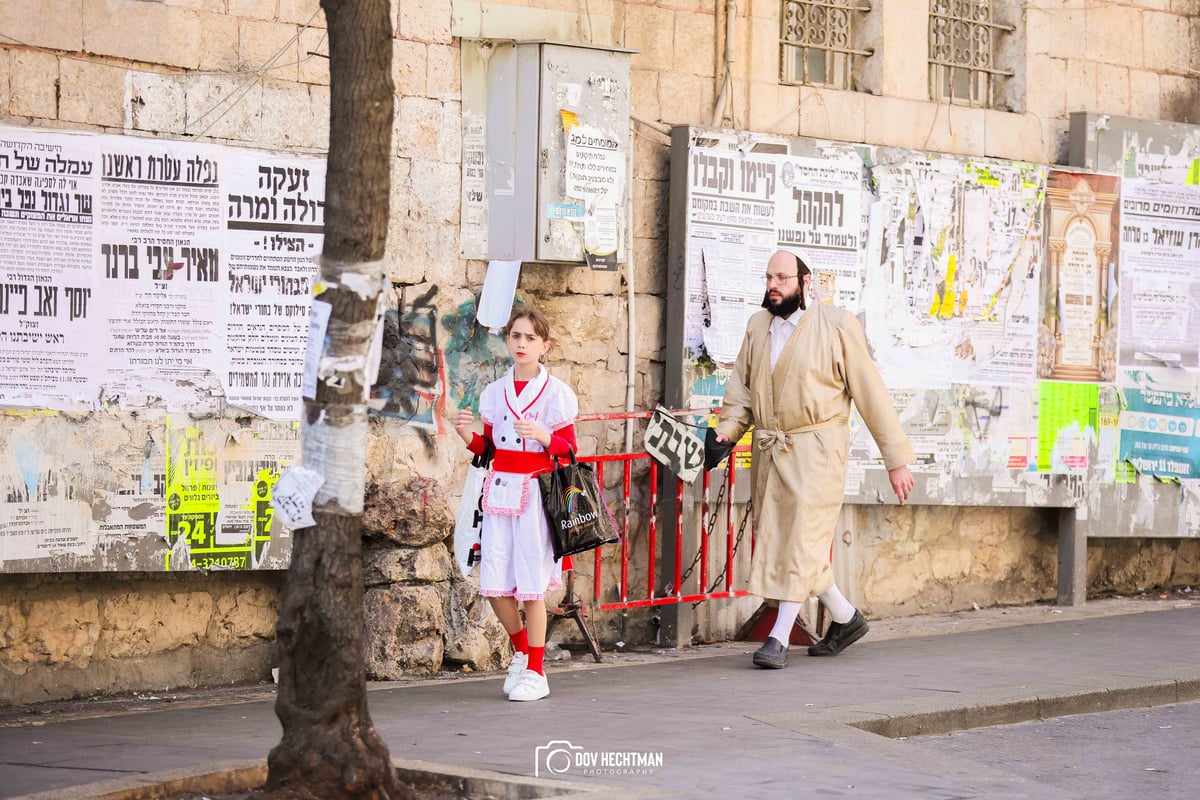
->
xmin=507 ymin=669 xmax=550 ymax=702
xmin=502 ymin=652 xmax=528 ymax=695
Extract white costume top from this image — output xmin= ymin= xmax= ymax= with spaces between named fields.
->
xmin=479 ymin=364 xmax=578 ymax=458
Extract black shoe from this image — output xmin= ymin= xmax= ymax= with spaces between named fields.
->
xmin=807 ymin=610 xmax=869 ymax=657
xmin=752 ymin=637 xmax=788 ymax=669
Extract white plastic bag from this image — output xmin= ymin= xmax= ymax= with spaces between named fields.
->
xmin=454 ymin=447 xmax=492 ymax=576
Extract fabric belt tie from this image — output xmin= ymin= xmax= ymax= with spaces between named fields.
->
xmin=755 ymin=416 xmax=849 ymax=457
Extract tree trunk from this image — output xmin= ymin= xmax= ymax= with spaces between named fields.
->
xmin=262 ymin=1 xmax=402 ymax=798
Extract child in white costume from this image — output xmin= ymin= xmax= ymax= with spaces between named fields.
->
xmin=454 ymin=309 xmax=579 ymax=702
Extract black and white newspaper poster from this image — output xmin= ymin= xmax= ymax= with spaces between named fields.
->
xmin=0 ymin=128 xmax=99 ymax=409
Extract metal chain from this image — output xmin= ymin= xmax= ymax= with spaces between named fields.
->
xmin=666 ymin=477 xmax=728 ymax=595
xmin=696 ymin=495 xmax=752 ymax=604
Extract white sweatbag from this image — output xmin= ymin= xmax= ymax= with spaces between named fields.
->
xmin=453 ymin=445 xmax=492 ymax=577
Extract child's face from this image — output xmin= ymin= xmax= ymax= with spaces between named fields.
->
xmin=506 ymin=317 xmax=550 ymax=369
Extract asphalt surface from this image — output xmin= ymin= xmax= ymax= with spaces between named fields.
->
xmin=2 ymin=597 xmax=1198 ymax=799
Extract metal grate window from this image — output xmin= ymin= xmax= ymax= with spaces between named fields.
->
xmin=780 ymin=0 xmax=872 ymax=90
xmin=928 ymin=0 xmax=1014 ymax=107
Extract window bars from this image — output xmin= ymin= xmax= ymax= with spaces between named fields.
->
xmin=928 ymin=0 xmax=1014 ymax=107
xmin=780 ymin=0 xmax=872 ymax=90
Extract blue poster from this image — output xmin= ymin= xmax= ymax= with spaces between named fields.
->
xmin=1118 ymin=372 xmax=1200 ymax=479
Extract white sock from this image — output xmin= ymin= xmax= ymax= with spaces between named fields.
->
xmin=768 ymin=601 xmax=803 ymax=644
xmin=819 ymin=584 xmax=856 ymax=624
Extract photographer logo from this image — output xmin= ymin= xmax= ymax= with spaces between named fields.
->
xmin=534 ymin=739 xmax=663 ymax=778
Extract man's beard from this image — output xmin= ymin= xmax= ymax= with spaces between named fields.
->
xmin=762 ymin=288 xmax=803 ymax=317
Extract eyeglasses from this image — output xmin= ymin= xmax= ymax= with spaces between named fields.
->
xmin=760 ymin=273 xmax=799 ymax=286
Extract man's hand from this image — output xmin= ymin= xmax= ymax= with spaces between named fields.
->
xmin=715 ymin=432 xmax=729 ymax=443
xmin=888 ymin=465 xmax=914 ymax=505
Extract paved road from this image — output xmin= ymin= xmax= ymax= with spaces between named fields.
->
xmin=2 ymin=601 xmax=1198 ymax=800
xmin=910 ymin=700 xmax=1200 ymax=800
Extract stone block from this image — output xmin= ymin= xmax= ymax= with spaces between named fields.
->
xmin=798 ymin=86 xmax=866 ymax=145
xmin=198 ymin=11 xmax=241 ymax=73
xmin=364 ymin=543 xmax=454 ymax=586
xmin=543 ymin=295 xmax=620 ymax=364
xmin=0 ymin=52 xmax=10 ymax=117
xmin=185 ymin=74 xmax=264 ymax=141
xmin=1065 ymin=59 xmax=1098 ymax=114
xmin=397 ymin=95 xmax=443 ymax=160
xmin=363 ymin=474 xmax=454 ymax=546
xmin=308 ymin=84 xmax=330 ymax=147
xmin=427 ymin=43 xmax=461 ymax=100
xmin=0 ymin=0 xmax=82 ymax=51
xmin=128 ymin=73 xmax=187 ymax=134
xmin=631 ymin=69 xmax=660 ymax=124
xmin=239 ymin=19 xmax=300 ymax=82
xmin=442 ymin=577 xmax=508 ymax=672
xmin=259 ymin=83 xmax=317 ymax=150
xmin=570 ymin=363 xmax=630 ymax=413
xmin=209 ymin=586 xmax=278 ymax=645
xmin=658 ymin=69 xmax=715 ymax=125
xmin=364 ymin=584 xmax=445 ymax=678
xmin=924 ymin=103 xmax=986 ymax=158
xmin=58 ymin=59 xmax=123 ymax=129
xmin=394 ymin=39 xmax=428 ymax=98
xmin=1141 ymin=10 xmax=1190 ymax=72
xmin=633 ymin=235 xmax=667 ymax=290
xmin=1024 ymin=55 xmax=1067 ymax=120
xmin=1026 ymin=5 xmax=1086 ymax=63
xmin=674 ymin=10 xmax=717 ymax=77
xmin=565 ymin=267 xmax=623 ymax=295
xmin=1084 ymin=3 xmax=1143 ymax=68
xmin=863 ymin=95 xmax=938 ymax=150
xmin=229 ymin=0 xmax=275 ymax=20
xmin=1159 ymin=74 xmax=1199 ymax=123
xmin=983 ymin=110 xmax=1048 ymax=163
xmin=745 ymin=81 xmax=799 ymax=135
xmin=411 ymin=159 xmax=461 ymax=224
xmin=279 ymin=0 xmax=325 ymax=26
xmin=633 ymin=294 xmax=665 ymax=361
xmin=1096 ymin=64 xmax=1130 ymax=116
xmin=298 ymin=25 xmax=331 ymax=85
xmin=1128 ymin=70 xmax=1161 ymax=119
xmin=747 ymin=15 xmax=777 ymax=85
xmin=400 ymin=0 xmax=454 ymax=44
xmin=100 ymin=592 xmax=213 ymax=659
xmin=83 ymin=0 xmax=201 ymax=69
xmin=9 ymin=50 xmax=58 ymax=120
xmin=438 ymin=100 xmax=462 ymax=164
xmin=633 ymin=178 xmax=669 ymax=240
xmin=634 ymin=130 xmax=670 ymax=181
xmin=626 ymin=5 xmax=675 ymax=72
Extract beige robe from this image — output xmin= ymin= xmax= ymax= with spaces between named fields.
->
xmin=716 ymin=303 xmax=915 ymax=602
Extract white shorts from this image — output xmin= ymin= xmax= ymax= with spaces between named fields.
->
xmin=479 ymin=473 xmax=562 ymax=601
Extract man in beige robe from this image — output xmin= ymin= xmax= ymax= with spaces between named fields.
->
xmin=715 ymin=250 xmax=915 ymax=669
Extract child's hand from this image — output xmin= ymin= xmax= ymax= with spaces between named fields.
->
xmin=514 ymin=418 xmax=550 ymax=448
xmin=453 ymin=409 xmax=476 ymax=445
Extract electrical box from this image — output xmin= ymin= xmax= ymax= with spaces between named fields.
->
xmin=484 ymin=42 xmax=632 ymax=265
xmin=1068 ymin=111 xmax=1200 ymax=181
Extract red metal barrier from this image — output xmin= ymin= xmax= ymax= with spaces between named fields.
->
xmin=574 ymin=410 xmax=754 ymax=613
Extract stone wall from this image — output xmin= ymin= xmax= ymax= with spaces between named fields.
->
xmin=1 ymin=0 xmax=1199 ymax=705
xmin=0 ymin=571 xmax=281 ymax=706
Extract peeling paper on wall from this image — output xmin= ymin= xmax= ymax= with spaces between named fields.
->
xmin=270 ymin=466 xmax=325 ymax=529
xmin=301 ymin=406 xmax=368 ymax=514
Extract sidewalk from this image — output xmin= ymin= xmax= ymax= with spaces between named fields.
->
xmin=2 ymin=597 xmax=1198 ymax=800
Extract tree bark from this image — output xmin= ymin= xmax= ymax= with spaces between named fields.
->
xmin=261 ymin=1 xmax=402 ymax=798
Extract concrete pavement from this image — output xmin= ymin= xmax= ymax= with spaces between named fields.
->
xmin=2 ymin=597 xmax=1199 ymax=799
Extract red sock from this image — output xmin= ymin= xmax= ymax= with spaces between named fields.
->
xmin=527 ymin=646 xmax=545 ymax=676
xmin=509 ymin=628 xmax=529 ymax=654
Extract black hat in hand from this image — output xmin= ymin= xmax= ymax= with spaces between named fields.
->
xmin=703 ymin=427 xmax=734 ymax=472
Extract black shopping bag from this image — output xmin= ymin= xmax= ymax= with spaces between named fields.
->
xmin=538 ymin=451 xmax=620 ymax=560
